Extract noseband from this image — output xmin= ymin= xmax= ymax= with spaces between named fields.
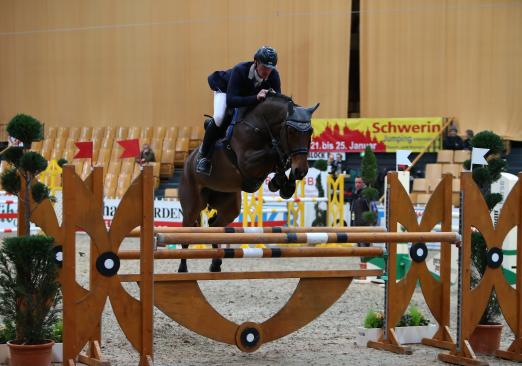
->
xmin=283 ymin=116 xmax=313 ymax=157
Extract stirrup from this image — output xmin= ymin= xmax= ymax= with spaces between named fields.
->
xmin=196 ymin=156 xmax=212 ymax=176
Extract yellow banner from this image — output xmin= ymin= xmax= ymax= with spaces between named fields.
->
xmin=311 ymin=117 xmax=443 ymax=152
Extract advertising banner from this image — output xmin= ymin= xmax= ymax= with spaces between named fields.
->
xmin=311 ymin=117 xmax=443 ymax=153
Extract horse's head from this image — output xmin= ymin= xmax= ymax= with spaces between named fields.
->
xmin=281 ymin=101 xmax=320 ymax=180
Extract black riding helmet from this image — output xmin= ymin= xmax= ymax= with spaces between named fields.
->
xmin=254 ymin=46 xmax=278 ymax=69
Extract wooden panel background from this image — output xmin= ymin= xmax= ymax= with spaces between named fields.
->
xmin=360 ymin=0 xmax=522 ymax=140
xmin=0 ymin=0 xmax=351 ymax=128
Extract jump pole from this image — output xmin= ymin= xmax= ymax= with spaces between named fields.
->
xmin=118 ymin=246 xmax=384 ymax=260
xmin=156 ymin=232 xmax=460 ymax=246
xmin=128 ymin=225 xmax=387 ymax=237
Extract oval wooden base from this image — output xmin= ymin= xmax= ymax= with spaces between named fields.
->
xmin=154 ymin=276 xmax=353 ymax=351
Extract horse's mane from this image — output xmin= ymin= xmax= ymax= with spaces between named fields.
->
xmin=265 ymin=91 xmax=293 ymax=103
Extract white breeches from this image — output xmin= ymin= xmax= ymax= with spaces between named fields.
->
xmin=213 ymin=91 xmax=227 ymax=126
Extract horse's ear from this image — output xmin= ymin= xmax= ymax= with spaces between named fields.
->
xmin=307 ymin=103 xmax=320 ymax=115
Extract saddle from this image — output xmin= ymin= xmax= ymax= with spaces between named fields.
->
xmin=206 ymin=107 xmax=263 ymax=193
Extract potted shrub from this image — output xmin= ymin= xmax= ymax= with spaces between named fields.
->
xmin=463 ymin=130 xmax=506 ymax=354
xmin=0 ymin=114 xmax=60 ymax=366
xmin=0 ymin=235 xmax=61 ymax=366
xmin=356 ymin=306 xmax=438 ymax=346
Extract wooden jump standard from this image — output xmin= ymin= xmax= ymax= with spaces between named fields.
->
xmin=438 ymin=173 xmax=522 ymax=366
xmin=368 ymin=173 xmax=455 ymax=354
xmin=128 ymin=225 xmax=386 ymax=237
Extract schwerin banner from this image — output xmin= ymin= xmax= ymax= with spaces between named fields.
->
xmin=311 ymin=117 xmax=443 ymax=154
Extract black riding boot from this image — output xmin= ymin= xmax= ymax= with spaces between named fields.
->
xmin=196 ymin=118 xmax=221 ymax=175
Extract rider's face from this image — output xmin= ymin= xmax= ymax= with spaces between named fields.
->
xmin=255 ymin=62 xmax=273 ymax=80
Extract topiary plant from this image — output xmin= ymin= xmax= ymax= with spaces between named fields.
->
xmin=1 ymin=114 xmax=51 ymax=236
xmin=466 ymin=130 xmax=505 ymax=324
xmin=0 ymin=115 xmax=59 ymax=355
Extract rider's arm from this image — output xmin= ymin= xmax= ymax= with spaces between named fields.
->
xmin=268 ymin=70 xmax=281 ymax=94
xmin=226 ymin=67 xmax=258 ymax=108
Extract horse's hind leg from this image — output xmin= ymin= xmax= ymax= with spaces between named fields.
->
xmin=178 ymin=171 xmax=208 ymax=272
xmin=207 ymin=191 xmax=242 ymax=272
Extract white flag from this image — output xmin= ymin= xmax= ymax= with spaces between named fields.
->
xmin=471 ymin=148 xmax=489 ymax=165
xmin=396 ymin=150 xmax=412 ymax=166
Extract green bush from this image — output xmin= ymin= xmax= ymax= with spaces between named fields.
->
xmin=471 ymin=130 xmax=503 ymax=155
xmin=364 ymin=307 xmax=430 ymax=328
xmin=0 ymin=322 xmax=15 ymax=344
xmin=364 ymin=310 xmax=384 ymax=328
xmin=57 ymin=158 xmax=68 ymax=168
xmin=0 ymin=235 xmax=61 ymax=344
xmin=0 ymin=168 xmax=21 ymax=195
xmin=19 ymin=151 xmax=48 ymax=176
xmin=6 ymin=114 xmax=43 ymax=148
xmin=31 ymin=181 xmax=52 ymax=203
xmin=43 ymin=319 xmax=62 ymax=343
xmin=396 ymin=306 xmax=430 ymax=327
xmin=313 ymin=159 xmax=328 ymax=172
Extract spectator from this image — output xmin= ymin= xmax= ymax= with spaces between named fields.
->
xmin=463 ymin=129 xmax=474 ymax=150
xmin=443 ymin=126 xmax=464 ymax=150
xmin=138 ymin=144 xmax=156 ymax=165
xmin=329 ymin=153 xmax=344 ymax=178
xmin=348 ymin=176 xmax=376 ymax=247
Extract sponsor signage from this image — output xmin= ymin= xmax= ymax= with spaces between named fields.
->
xmin=311 ymin=117 xmax=443 ymax=153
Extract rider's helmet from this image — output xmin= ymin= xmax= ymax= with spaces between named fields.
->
xmin=254 ymin=46 xmax=278 ymax=69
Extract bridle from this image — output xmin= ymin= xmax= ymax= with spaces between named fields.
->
xmin=243 ymin=101 xmax=313 ymax=171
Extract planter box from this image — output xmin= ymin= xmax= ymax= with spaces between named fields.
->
xmin=0 ymin=342 xmax=62 ymax=364
xmin=356 ymin=324 xmax=438 ymax=346
xmin=0 ymin=343 xmax=7 ymax=365
xmin=52 ymin=342 xmax=63 ymax=362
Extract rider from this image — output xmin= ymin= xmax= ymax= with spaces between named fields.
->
xmin=196 ymin=46 xmax=282 ymax=175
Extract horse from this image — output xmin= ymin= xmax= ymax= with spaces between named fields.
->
xmin=178 ymin=92 xmax=319 ymax=272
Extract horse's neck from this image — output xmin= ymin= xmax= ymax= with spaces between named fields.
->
xmin=230 ymin=100 xmax=287 ymax=178
xmin=247 ymin=99 xmax=287 ymax=135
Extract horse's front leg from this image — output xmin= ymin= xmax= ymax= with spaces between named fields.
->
xmin=207 ymin=192 xmax=242 ymax=272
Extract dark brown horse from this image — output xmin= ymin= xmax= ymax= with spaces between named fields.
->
xmin=178 ymin=93 xmax=319 ymax=272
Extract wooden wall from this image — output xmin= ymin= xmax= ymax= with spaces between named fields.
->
xmin=0 ymin=0 xmax=351 ymax=128
xmin=361 ymin=0 xmax=522 ymax=140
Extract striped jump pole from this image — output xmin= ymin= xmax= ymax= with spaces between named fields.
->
xmin=118 ymin=246 xmax=384 ymax=260
xmin=156 ymin=232 xmax=460 ymax=246
xmin=128 ymin=225 xmax=386 ymax=237
xmin=260 ymin=196 xmax=328 ymax=203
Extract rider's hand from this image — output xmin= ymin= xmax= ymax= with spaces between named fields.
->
xmin=257 ymin=89 xmax=269 ymax=101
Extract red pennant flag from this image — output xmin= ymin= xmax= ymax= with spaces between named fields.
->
xmin=117 ymin=139 xmax=140 ymax=159
xmin=73 ymin=141 xmax=93 ymax=159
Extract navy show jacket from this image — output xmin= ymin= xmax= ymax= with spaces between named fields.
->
xmin=207 ymin=61 xmax=281 ymax=108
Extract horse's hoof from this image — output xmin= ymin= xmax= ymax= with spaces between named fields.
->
xmin=280 ymin=185 xmax=295 ymax=199
xmin=268 ymin=179 xmax=280 ymax=192
xmin=209 ymin=259 xmax=222 ymax=272
xmin=209 ymin=264 xmax=222 ymax=272
xmin=178 ymin=264 xmax=188 ymax=273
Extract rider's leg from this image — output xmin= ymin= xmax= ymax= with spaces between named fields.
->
xmin=196 ymin=92 xmax=227 ymax=175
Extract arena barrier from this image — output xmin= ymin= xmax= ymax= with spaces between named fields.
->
xmin=22 ymin=166 xmax=522 ymax=366
xmin=242 ymin=174 xmax=345 ymax=228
